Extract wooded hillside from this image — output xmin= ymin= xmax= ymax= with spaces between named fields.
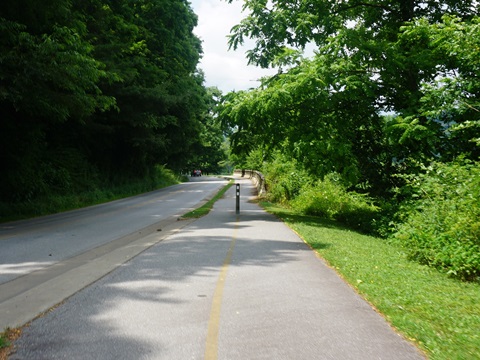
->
xmin=0 ymin=0 xmax=224 ymax=205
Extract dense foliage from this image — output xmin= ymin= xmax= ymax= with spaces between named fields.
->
xmin=221 ymin=1 xmax=480 ymax=280
xmin=0 ymin=0 xmax=226 ymax=212
xmin=392 ymin=159 xmax=480 ymax=281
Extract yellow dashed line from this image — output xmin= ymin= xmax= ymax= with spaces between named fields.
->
xmin=205 ymin=217 xmax=239 ymax=360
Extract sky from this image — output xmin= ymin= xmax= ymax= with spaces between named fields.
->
xmin=189 ymin=0 xmax=276 ymax=93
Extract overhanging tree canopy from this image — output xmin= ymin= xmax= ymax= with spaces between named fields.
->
xmin=220 ymin=0 xmax=479 ymax=190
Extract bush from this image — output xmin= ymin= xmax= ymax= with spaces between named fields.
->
xmin=262 ymin=153 xmax=312 ymax=203
xmin=244 ymin=148 xmax=265 ymax=171
xmin=154 ymin=165 xmax=179 ymax=187
xmin=291 ymin=174 xmax=379 ymax=233
xmin=391 ymin=159 xmax=480 ymax=281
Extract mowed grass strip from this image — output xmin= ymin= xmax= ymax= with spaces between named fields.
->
xmin=261 ymin=202 xmax=480 ymax=360
xmin=181 ymin=180 xmax=234 ymax=219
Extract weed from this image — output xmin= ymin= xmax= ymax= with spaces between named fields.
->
xmin=0 ymin=328 xmax=21 ymax=360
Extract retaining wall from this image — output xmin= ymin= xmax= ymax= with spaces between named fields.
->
xmin=233 ymin=169 xmax=266 ymax=196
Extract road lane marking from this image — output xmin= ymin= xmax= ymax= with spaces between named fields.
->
xmin=0 ymin=180 xmax=222 ymax=240
xmin=205 ymin=217 xmax=239 ymax=360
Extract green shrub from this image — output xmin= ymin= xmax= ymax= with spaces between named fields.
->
xmin=291 ymin=175 xmax=343 ymax=218
xmin=291 ymin=174 xmax=379 ymax=233
xmin=154 ymin=165 xmax=179 ymax=186
xmin=262 ymin=153 xmax=312 ymax=203
xmin=369 ymin=199 xmax=402 ymax=238
xmin=391 ymin=159 xmax=480 ymax=281
xmin=244 ymin=148 xmax=265 ymax=171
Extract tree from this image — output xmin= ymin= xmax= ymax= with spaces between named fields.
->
xmin=228 ymin=0 xmax=476 ymax=103
xmin=76 ymin=0 xmax=206 ymax=176
xmin=0 ymin=0 xmax=114 ymax=200
xmin=218 ymin=51 xmax=384 ymax=186
xmin=0 ymin=0 xmax=210 ymax=203
xmin=228 ymin=0 xmax=477 ymax=114
xmin=221 ymin=1 xmax=479 ymax=191
xmin=187 ymin=87 xmax=229 ymax=174
xmin=389 ymin=15 xmax=480 ymax=162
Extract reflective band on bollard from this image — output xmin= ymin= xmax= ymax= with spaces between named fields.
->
xmin=236 ymin=184 xmax=240 ymax=214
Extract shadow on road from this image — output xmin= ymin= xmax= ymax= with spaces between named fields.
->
xmin=11 ymin=205 xmax=310 ymax=359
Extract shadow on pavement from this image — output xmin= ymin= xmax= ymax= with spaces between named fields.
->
xmin=11 ymin=215 xmax=309 ymax=359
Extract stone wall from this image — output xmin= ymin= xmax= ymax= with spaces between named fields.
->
xmin=233 ymin=169 xmax=266 ymax=196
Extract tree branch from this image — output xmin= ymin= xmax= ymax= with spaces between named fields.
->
xmin=333 ymin=1 xmax=391 ymax=15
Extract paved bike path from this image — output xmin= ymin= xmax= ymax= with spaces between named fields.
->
xmin=10 ymin=178 xmax=424 ymax=359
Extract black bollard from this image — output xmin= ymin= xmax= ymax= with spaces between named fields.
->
xmin=236 ymin=184 xmax=240 ymax=214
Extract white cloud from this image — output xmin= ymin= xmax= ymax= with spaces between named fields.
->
xmin=190 ymin=0 xmax=276 ymax=93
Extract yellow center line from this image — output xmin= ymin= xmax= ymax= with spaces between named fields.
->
xmin=205 ymin=217 xmax=239 ymax=360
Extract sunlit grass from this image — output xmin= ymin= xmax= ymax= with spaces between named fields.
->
xmin=261 ymin=201 xmax=480 ymax=360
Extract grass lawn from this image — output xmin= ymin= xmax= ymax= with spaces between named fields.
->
xmin=261 ymin=202 xmax=480 ymax=360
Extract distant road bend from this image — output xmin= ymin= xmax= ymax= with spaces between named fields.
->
xmin=0 ymin=176 xmax=227 ymax=329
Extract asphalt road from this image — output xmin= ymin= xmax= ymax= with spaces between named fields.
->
xmin=0 ymin=177 xmax=227 ymax=330
xmin=6 ymin=178 xmax=424 ymax=359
